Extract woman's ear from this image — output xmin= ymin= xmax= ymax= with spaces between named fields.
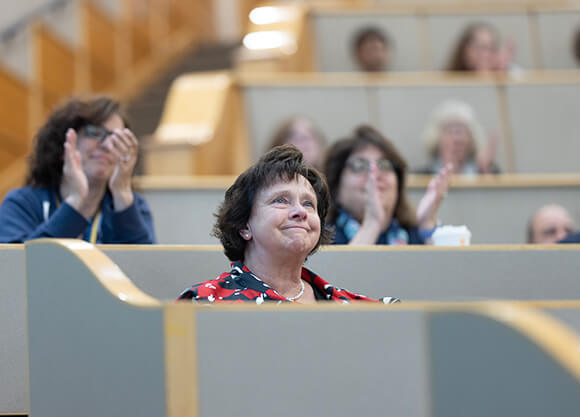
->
xmin=239 ymin=228 xmax=252 ymax=241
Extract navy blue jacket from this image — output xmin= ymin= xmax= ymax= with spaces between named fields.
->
xmin=0 ymin=186 xmax=155 ymax=244
xmin=559 ymin=232 xmax=580 ymax=244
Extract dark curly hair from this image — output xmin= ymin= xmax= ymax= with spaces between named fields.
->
xmin=323 ymin=125 xmax=417 ymax=228
xmin=447 ymin=22 xmax=498 ymax=71
xmin=26 ymin=96 xmax=128 ymax=188
xmin=213 ymin=144 xmax=332 ymax=261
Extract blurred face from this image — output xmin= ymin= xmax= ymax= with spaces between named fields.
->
xmin=463 ymin=28 xmax=497 ymax=72
xmin=286 ymin=120 xmax=323 ymax=168
xmin=531 ymin=206 xmax=574 ymax=244
xmin=356 ymin=36 xmax=390 ymax=72
xmin=243 ymin=176 xmax=321 ymax=259
xmin=77 ymin=113 xmax=124 ymax=182
xmin=337 ymin=145 xmax=398 ymax=222
xmin=438 ymin=121 xmax=473 ymax=169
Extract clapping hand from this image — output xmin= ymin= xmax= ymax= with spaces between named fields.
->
xmin=416 ymin=164 xmax=452 ymax=229
xmin=108 ymin=128 xmax=138 ymax=211
xmin=350 ymin=164 xmax=391 ymax=245
xmin=477 ymin=130 xmax=500 ymax=174
xmin=61 ymin=128 xmax=90 ymax=215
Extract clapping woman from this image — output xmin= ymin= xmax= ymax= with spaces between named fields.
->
xmin=178 ymin=145 xmax=399 ymax=304
xmin=324 ymin=125 xmax=450 ymax=245
xmin=0 ymin=96 xmax=155 ymax=243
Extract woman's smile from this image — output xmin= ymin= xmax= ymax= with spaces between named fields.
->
xmin=245 ymin=176 xmax=321 ymax=260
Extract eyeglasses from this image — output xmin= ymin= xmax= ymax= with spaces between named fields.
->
xmin=345 ymin=157 xmax=395 ymax=174
xmin=78 ymin=125 xmax=114 ymax=143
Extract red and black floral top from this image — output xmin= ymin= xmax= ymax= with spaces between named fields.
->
xmin=178 ymin=261 xmax=400 ymax=304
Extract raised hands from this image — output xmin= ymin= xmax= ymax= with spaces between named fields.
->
xmin=477 ymin=130 xmax=500 ymax=174
xmin=61 ymin=128 xmax=91 ymax=215
xmin=350 ymin=164 xmax=391 ymax=245
xmin=416 ymin=163 xmax=452 ymax=230
xmin=107 ymin=128 xmax=138 ymax=211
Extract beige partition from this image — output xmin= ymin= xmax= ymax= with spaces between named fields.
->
xmin=134 ymin=174 xmax=580 ymax=244
xmin=426 ymin=10 xmax=536 ymax=70
xmin=312 ymin=10 xmax=426 ymax=71
xmin=505 ymin=73 xmax=580 ymax=173
xmin=306 ymin=3 xmax=580 ymax=72
xmin=373 ymin=75 xmax=506 ymax=170
xmin=98 ymin=244 xmax=580 ymax=302
xmin=23 ymin=239 xmax=580 ymax=417
xmin=0 ymin=245 xmax=26 ymax=415
xmin=7 ymin=241 xmax=580 ymax=414
xmin=241 ymin=76 xmax=372 ymax=161
xmin=155 ymin=71 xmax=580 ymax=176
xmin=535 ymin=9 xmax=580 ymax=70
xmin=240 ymin=72 xmax=510 ymax=169
xmin=309 ymin=4 xmax=541 ymax=72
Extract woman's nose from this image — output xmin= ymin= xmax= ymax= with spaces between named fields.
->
xmin=290 ymin=203 xmax=307 ymax=219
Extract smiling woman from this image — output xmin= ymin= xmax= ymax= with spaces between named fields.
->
xmin=324 ymin=125 xmax=450 ymax=246
xmin=0 ymin=96 xmax=155 ymax=244
xmin=178 ymin=145 xmax=399 ymax=304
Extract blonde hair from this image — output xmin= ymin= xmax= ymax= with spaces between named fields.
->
xmin=423 ymin=100 xmax=486 ymax=159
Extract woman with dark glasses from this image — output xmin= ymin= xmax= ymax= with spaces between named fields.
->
xmin=0 ymin=96 xmax=155 ymax=243
xmin=324 ymin=125 xmax=450 ymax=245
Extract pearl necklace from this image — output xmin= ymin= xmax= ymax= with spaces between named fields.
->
xmin=286 ymin=279 xmax=305 ymax=302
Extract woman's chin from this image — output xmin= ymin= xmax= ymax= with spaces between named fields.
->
xmin=86 ymin=168 xmax=113 ymax=183
xmin=282 ymin=239 xmax=316 ymax=258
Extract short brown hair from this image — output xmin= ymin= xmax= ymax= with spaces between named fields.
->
xmin=213 ymin=144 xmax=332 ymax=261
xmin=323 ymin=125 xmax=417 ymax=228
xmin=26 ymin=96 xmax=128 ymax=188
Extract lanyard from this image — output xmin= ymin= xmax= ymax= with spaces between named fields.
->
xmin=54 ymin=193 xmax=102 ymax=244
xmin=88 ymin=211 xmax=102 ymax=244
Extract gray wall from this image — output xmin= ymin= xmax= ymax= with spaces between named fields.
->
xmin=141 ymin=183 xmax=580 ymax=244
xmin=242 ymin=79 xmax=580 ymax=174
xmin=312 ymin=9 xmax=579 ymax=71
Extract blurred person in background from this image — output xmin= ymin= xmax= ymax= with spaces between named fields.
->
xmin=353 ymin=26 xmax=393 ymax=72
xmin=0 ymin=96 xmax=155 ymax=243
xmin=324 ymin=125 xmax=450 ymax=245
xmin=268 ymin=116 xmax=327 ymax=170
xmin=573 ymin=27 xmax=580 ymax=66
xmin=420 ymin=99 xmax=500 ymax=175
xmin=447 ymin=22 xmax=517 ymax=73
xmin=527 ymin=204 xmax=574 ymax=244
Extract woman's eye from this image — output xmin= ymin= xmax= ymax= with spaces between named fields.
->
xmin=303 ymin=200 xmax=315 ymax=208
xmin=273 ymin=197 xmax=287 ymax=204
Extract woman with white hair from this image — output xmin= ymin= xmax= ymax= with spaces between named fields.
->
xmin=421 ymin=100 xmax=499 ymax=175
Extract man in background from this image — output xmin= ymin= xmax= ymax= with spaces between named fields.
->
xmin=527 ymin=204 xmax=574 ymax=244
xmin=353 ymin=27 xmax=393 ymax=72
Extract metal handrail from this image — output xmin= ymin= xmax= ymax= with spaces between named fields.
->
xmin=0 ymin=0 xmax=71 ymax=42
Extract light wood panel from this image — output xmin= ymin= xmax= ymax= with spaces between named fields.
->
xmin=127 ymin=0 xmax=153 ymax=67
xmin=84 ymin=0 xmax=118 ymax=92
xmin=0 ymin=67 xmax=29 ymax=156
xmin=33 ymin=25 xmax=76 ymax=118
xmin=146 ymin=72 xmax=250 ymax=175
